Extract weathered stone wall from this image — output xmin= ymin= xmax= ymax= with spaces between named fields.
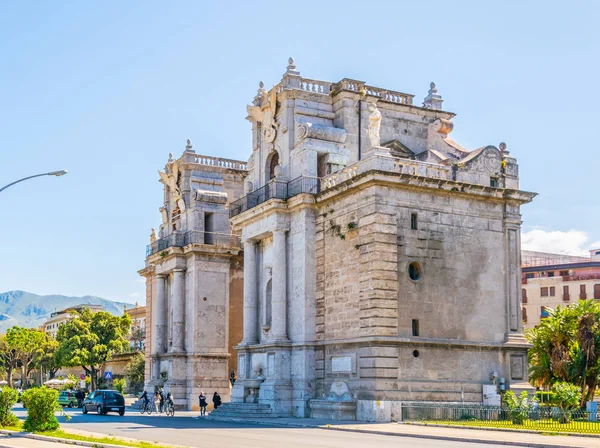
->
xmin=314 ymin=177 xmax=521 ymax=410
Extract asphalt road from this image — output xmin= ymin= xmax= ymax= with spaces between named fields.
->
xmin=12 ymin=405 xmax=520 ymax=448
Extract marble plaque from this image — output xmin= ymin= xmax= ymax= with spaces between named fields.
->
xmin=331 ymin=356 xmax=352 ymax=373
xmin=510 ymin=355 xmax=524 ymax=380
xmin=238 ymin=355 xmax=245 ymax=379
xmin=267 ymin=353 xmax=275 ymax=378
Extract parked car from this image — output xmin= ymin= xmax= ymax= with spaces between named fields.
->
xmin=57 ymin=390 xmax=78 ymax=408
xmin=82 ymin=390 xmax=125 ymax=416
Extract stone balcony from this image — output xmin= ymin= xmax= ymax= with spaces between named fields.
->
xmin=146 ymin=230 xmax=241 ymax=257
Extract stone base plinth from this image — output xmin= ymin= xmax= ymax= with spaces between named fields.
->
xmin=310 ymin=399 xmax=357 ymax=421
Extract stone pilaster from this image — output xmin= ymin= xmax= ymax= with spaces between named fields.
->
xmin=271 ymin=229 xmax=288 ymax=341
xmin=171 ymin=269 xmax=186 ymax=352
xmin=242 ymin=240 xmax=258 ymax=344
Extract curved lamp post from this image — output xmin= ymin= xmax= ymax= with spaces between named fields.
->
xmin=0 ymin=170 xmax=68 ymax=193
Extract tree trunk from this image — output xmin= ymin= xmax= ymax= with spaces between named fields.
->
xmin=21 ymin=366 xmax=26 ymax=390
xmin=7 ymin=367 xmax=13 ymax=388
xmin=91 ymin=366 xmax=97 ymax=391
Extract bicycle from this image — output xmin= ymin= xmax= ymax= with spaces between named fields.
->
xmin=165 ymin=401 xmax=175 ymax=417
xmin=138 ymin=401 xmax=153 ymax=415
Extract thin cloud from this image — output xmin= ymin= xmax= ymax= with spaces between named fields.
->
xmin=521 ymin=229 xmax=595 ymax=256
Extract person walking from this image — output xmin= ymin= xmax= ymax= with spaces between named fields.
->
xmin=159 ymin=389 xmax=165 ymax=414
xmin=212 ymin=391 xmax=221 ymax=410
xmin=76 ymin=389 xmax=84 ymax=408
xmin=198 ymin=391 xmax=207 ymax=416
xmin=153 ymin=392 xmax=160 ymax=413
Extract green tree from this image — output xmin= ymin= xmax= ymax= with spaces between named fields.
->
xmin=125 ymin=352 xmax=145 ymax=392
xmin=551 ymin=382 xmax=581 ymax=423
xmin=5 ymin=327 xmax=46 ymax=389
xmin=527 ymin=299 xmax=600 ymax=405
xmin=0 ymin=336 xmax=19 ymax=388
xmin=54 ymin=308 xmax=131 ymax=391
xmin=36 ymin=336 xmax=60 ymax=380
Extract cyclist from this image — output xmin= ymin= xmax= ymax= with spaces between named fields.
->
xmin=140 ymin=390 xmax=149 ymax=408
xmin=166 ymin=392 xmax=174 ymax=415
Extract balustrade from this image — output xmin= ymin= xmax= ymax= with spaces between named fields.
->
xmin=192 ymin=155 xmax=247 ymax=171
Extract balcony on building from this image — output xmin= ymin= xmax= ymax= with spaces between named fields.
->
xmin=229 ymin=175 xmax=320 ymax=218
xmin=146 ymin=230 xmax=241 ymax=257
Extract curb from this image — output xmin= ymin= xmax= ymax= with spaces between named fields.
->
xmin=206 ymin=416 xmax=591 ymax=448
xmin=0 ymin=429 xmax=164 ymax=448
xmin=404 ymin=422 xmax=600 ymax=439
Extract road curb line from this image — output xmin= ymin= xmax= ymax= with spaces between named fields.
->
xmin=0 ymin=429 xmax=153 ymax=448
xmin=206 ymin=417 xmax=589 ymax=448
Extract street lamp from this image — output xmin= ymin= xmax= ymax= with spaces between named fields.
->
xmin=0 ymin=170 xmax=68 ymax=193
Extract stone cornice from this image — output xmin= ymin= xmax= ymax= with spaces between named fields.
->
xmin=317 ymin=169 xmax=537 ymax=206
xmin=284 ymin=335 xmax=531 ymax=351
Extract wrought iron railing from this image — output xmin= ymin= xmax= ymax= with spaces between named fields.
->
xmin=229 ymin=176 xmax=320 ymax=218
xmin=146 ymin=231 xmax=241 ymax=256
xmin=402 ymin=403 xmax=600 ymax=434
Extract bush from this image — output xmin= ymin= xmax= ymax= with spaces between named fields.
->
xmin=0 ymin=387 xmax=19 ymax=427
xmin=535 ymin=391 xmax=556 ymax=404
xmin=114 ymin=378 xmax=126 ymax=395
xmin=504 ymin=391 xmax=537 ymax=424
xmin=551 ymin=382 xmax=581 ymax=423
xmin=21 ymin=387 xmax=63 ymax=432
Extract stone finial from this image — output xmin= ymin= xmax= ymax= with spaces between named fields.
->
xmin=283 ymin=56 xmax=300 ymax=77
xmin=258 ymin=81 xmax=266 ymax=92
xmin=499 ymin=142 xmax=507 ymax=152
xmin=167 ymin=152 xmax=174 ymax=163
xmin=185 ymin=138 xmax=193 ymax=152
xmin=150 ymin=228 xmax=157 ymax=243
xmin=423 ymin=81 xmax=444 ymax=110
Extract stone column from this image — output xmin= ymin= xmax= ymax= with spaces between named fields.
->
xmin=271 ymin=229 xmax=288 ymax=341
xmin=171 ymin=269 xmax=186 ymax=352
xmin=152 ymin=275 xmax=166 ymax=379
xmin=242 ymin=240 xmax=258 ymax=344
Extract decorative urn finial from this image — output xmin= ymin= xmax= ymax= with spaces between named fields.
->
xmin=284 ymin=56 xmax=300 ymax=76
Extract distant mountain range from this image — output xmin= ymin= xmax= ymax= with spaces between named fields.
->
xmin=0 ymin=291 xmax=126 ymax=333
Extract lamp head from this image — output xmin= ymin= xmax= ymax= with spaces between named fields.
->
xmin=48 ymin=170 xmax=68 ymax=176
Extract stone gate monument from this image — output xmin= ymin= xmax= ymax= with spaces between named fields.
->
xmin=221 ymin=58 xmax=536 ymax=421
xmin=139 ymin=142 xmax=247 ymax=409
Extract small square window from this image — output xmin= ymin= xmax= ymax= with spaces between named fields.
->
xmin=410 ymin=213 xmax=418 ymax=230
xmin=412 ymin=319 xmax=419 ymax=337
xmin=541 ymin=287 xmax=549 ymax=297
xmin=490 ymin=177 xmax=499 ymax=188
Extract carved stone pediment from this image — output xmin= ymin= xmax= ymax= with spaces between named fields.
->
xmin=381 ymin=140 xmax=415 ymax=159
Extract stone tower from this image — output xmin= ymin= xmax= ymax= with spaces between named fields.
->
xmin=139 ymin=141 xmax=247 ymax=410
xmin=226 ymin=58 xmax=536 ymax=421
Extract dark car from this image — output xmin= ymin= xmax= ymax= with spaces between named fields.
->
xmin=82 ymin=390 xmax=125 ymax=416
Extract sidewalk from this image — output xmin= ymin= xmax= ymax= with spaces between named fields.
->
xmin=0 ymin=434 xmax=71 ymax=448
xmin=207 ymin=415 xmax=600 ymax=448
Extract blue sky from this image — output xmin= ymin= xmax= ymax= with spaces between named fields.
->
xmin=1 ymin=1 xmax=598 ymax=304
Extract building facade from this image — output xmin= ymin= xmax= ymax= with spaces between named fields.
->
xmin=42 ymin=304 xmax=104 ymax=338
xmin=124 ymin=303 xmax=146 ymax=351
xmin=223 ymin=59 xmax=536 ymax=421
xmin=521 ymin=250 xmax=600 ymax=329
xmin=139 ymin=143 xmax=245 ymax=410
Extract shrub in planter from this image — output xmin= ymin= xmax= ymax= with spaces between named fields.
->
xmin=22 ymin=387 xmax=65 ymax=432
xmin=0 ymin=387 xmax=19 ymax=427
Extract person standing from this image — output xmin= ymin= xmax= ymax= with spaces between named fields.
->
xmin=229 ymin=370 xmax=236 ymax=387
xmin=212 ymin=392 xmax=221 ymax=410
xmin=198 ymin=391 xmax=207 ymax=416
xmin=153 ymin=392 xmax=160 ymax=413
xmin=159 ymin=389 xmax=165 ymax=414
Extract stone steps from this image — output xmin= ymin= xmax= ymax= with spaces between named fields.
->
xmin=209 ymin=402 xmax=291 ymax=419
